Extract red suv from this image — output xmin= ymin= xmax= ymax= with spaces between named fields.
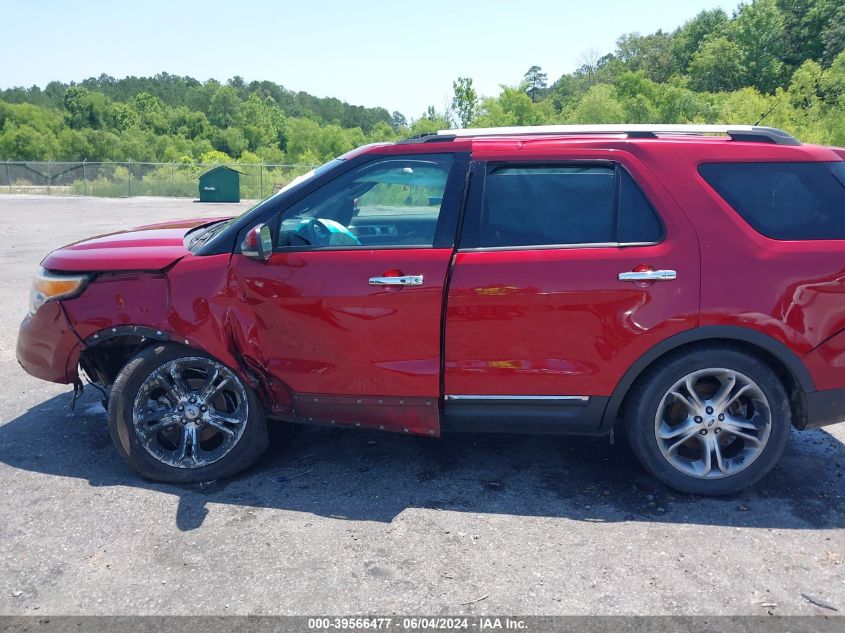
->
xmin=16 ymin=124 xmax=845 ymax=494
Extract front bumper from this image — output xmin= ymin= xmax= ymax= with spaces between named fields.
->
xmin=16 ymin=302 xmax=82 ymax=384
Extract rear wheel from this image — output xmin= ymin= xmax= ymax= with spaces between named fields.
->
xmin=625 ymin=347 xmax=791 ymax=495
xmin=108 ymin=344 xmax=268 ymax=483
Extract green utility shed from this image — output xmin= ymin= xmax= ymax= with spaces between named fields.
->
xmin=198 ymin=166 xmax=243 ymax=202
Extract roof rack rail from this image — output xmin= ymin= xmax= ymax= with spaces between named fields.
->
xmin=399 ymin=124 xmax=800 ymax=146
xmin=395 ymin=132 xmax=455 ymax=144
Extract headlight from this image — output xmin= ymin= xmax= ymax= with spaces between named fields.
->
xmin=28 ymin=269 xmax=89 ymax=315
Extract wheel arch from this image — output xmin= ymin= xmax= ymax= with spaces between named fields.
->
xmin=78 ymin=325 xmax=271 ymax=409
xmin=600 ymin=326 xmax=814 ymax=433
xmin=79 ymin=326 xmax=171 ymax=387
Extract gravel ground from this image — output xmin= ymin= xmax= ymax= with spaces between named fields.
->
xmin=0 ymin=195 xmax=843 ymax=616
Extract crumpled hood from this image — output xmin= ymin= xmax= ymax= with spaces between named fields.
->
xmin=41 ymin=217 xmax=229 ymax=272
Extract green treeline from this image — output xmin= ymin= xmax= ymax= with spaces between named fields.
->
xmin=1 ymin=0 xmax=844 ymax=167
xmin=0 ymin=74 xmax=401 ymax=165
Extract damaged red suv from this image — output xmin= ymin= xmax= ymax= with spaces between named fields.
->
xmin=17 ymin=124 xmax=845 ymax=494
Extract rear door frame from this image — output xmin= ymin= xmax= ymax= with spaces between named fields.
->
xmin=441 ymin=148 xmax=700 ymax=435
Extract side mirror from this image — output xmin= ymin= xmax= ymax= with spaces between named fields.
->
xmin=241 ymin=224 xmax=273 ymax=262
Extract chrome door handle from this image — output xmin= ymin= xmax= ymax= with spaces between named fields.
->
xmin=368 ymin=275 xmax=424 ymax=286
xmin=618 ymin=269 xmax=677 ymax=282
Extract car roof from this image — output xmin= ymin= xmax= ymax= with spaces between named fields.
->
xmin=366 ymin=125 xmax=843 ymax=163
xmin=405 ymin=124 xmax=800 ymax=145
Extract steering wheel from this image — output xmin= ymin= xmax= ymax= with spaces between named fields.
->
xmin=305 ymin=218 xmax=332 ymax=246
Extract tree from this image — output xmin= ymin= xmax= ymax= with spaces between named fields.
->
xmin=390 ymin=111 xmax=407 ymax=131
xmin=474 ymin=86 xmax=549 ymax=127
xmin=215 ymin=126 xmax=248 ymax=158
xmin=407 ymin=117 xmax=441 ymax=136
xmin=206 ymin=85 xmax=241 ymax=128
xmin=652 ymin=82 xmax=717 ymax=123
xmin=821 ymin=3 xmax=845 ymax=64
xmin=368 ymin=121 xmax=396 ymax=143
xmin=227 ymin=75 xmax=246 ymax=92
xmin=451 ymin=77 xmax=478 ymax=127
xmin=168 ymin=106 xmax=210 ymax=139
xmin=820 ymin=50 xmax=845 ymax=101
xmin=0 ymin=123 xmax=58 ymax=160
xmin=730 ymin=0 xmax=788 ymax=92
xmin=578 ymin=49 xmax=603 ymax=72
xmin=671 ymin=9 xmax=729 ymax=73
xmin=44 ymin=81 xmax=66 ymax=106
xmin=523 ymin=66 xmax=548 ymax=102
xmin=789 ymin=60 xmax=824 ymax=108
xmin=614 ymin=72 xmax=662 ymax=122
xmin=569 ymin=84 xmax=625 ymax=123
xmin=715 ymin=87 xmax=784 ymax=127
xmin=406 ymin=107 xmax=451 ymax=135
xmin=57 ymin=128 xmax=93 ymax=161
xmin=237 ymin=93 xmax=284 ymax=151
xmin=777 ymin=0 xmax=842 ymax=67
xmin=547 ymin=53 xmax=623 ymax=113
xmin=62 ymin=86 xmax=110 ymax=130
xmin=130 ymin=92 xmax=167 ymax=133
xmin=688 ymin=36 xmax=747 ymax=92
xmin=615 ymin=30 xmax=677 ymax=83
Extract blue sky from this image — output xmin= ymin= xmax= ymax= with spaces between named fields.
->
xmin=0 ymin=0 xmax=736 ymax=119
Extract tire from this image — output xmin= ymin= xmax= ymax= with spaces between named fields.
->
xmin=108 ymin=343 xmax=268 ymax=483
xmin=624 ymin=345 xmax=791 ymax=495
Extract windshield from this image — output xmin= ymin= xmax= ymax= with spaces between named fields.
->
xmin=274 ymin=158 xmax=344 ymax=198
xmin=186 ymin=158 xmax=344 ymax=251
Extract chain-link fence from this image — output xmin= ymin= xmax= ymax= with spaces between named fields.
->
xmin=0 ymin=161 xmax=316 ymax=199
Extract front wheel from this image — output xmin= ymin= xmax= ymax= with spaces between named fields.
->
xmin=624 ymin=347 xmax=791 ymax=495
xmin=108 ymin=344 xmax=268 ymax=483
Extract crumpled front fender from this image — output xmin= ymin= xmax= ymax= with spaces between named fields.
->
xmin=63 ymin=255 xmax=260 ymax=392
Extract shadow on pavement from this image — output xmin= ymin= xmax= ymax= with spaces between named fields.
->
xmin=1 ymin=391 xmax=843 ymax=532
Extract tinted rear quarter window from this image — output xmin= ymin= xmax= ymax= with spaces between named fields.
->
xmin=699 ymin=162 xmax=845 ymax=240
xmin=619 ymin=169 xmax=663 ymax=243
xmin=479 ymin=165 xmax=662 ymax=247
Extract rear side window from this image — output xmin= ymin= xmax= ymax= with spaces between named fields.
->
xmin=619 ymin=169 xmax=664 ymax=243
xmin=478 ymin=165 xmax=662 ymax=248
xmin=699 ymin=162 xmax=845 ymax=240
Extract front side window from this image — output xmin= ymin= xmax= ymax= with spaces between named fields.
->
xmin=477 ymin=164 xmax=662 ymax=248
xmin=699 ymin=161 xmax=845 ymax=240
xmin=275 ymin=154 xmax=454 ymax=249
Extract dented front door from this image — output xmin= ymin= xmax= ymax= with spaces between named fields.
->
xmin=228 ymin=152 xmax=469 ymax=436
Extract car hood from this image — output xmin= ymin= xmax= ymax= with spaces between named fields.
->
xmin=41 ymin=217 xmax=230 ymax=272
